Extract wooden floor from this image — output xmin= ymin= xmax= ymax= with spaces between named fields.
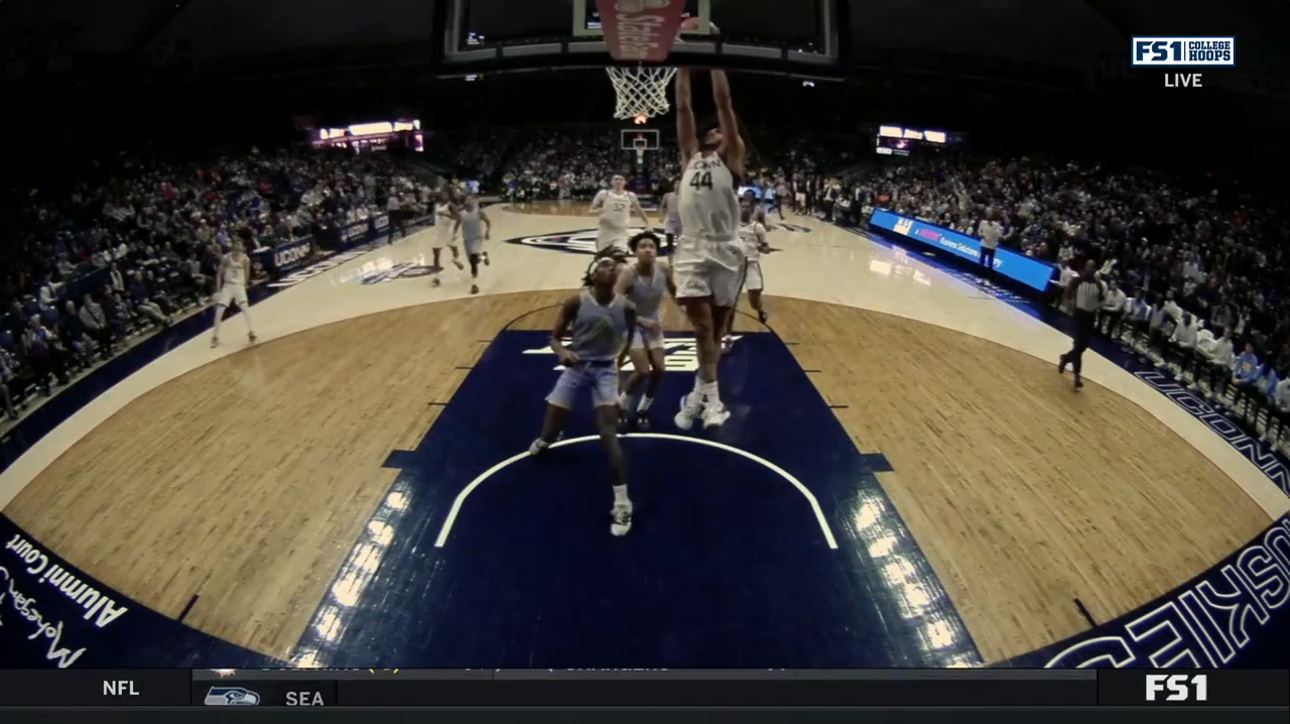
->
xmin=3 ymin=291 xmax=1269 ymax=663
xmin=763 ymin=297 xmax=1269 ymax=662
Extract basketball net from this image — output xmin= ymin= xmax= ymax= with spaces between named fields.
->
xmin=606 ymin=65 xmax=678 ymax=121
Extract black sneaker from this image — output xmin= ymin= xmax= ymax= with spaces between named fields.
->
xmin=634 ymin=411 xmax=651 ymax=430
xmin=758 ymin=310 xmax=769 ymax=324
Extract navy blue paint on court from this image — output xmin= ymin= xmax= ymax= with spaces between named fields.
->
xmin=290 ymin=329 xmax=981 ymax=669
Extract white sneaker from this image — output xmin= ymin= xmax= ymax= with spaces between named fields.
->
xmin=701 ymin=399 xmax=731 ymax=429
xmin=674 ymin=392 xmax=703 ymax=430
xmin=529 ymin=438 xmax=549 ymax=456
xmin=210 ymin=337 xmax=219 ymax=349
xmin=610 ymin=500 xmax=633 ymax=537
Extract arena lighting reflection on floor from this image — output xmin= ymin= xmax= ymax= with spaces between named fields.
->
xmin=841 ymin=486 xmax=977 ymax=664
xmin=291 ymin=480 xmax=414 ymax=668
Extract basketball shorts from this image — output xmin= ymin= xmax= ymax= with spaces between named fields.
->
xmin=216 ymin=284 xmax=248 ymax=309
xmin=546 ymin=360 xmax=619 ymax=409
xmin=630 ymin=320 xmax=665 ymax=350
xmin=597 ymin=229 xmax=630 ymax=255
xmin=463 ymin=236 xmax=484 ymax=257
xmin=432 ymin=227 xmax=454 ymax=249
xmin=673 ymin=236 xmax=746 ymax=308
xmin=743 ymin=261 xmax=764 ymax=292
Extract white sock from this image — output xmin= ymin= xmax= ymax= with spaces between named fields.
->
xmin=618 ymin=392 xmax=629 ymax=408
xmin=242 ymin=308 xmax=254 ymax=336
xmin=699 ymin=380 xmax=719 ymax=402
xmin=692 ymin=375 xmax=704 ymax=393
xmin=639 ymin=395 xmax=653 ymax=412
xmin=613 ymin=484 xmax=630 ymax=505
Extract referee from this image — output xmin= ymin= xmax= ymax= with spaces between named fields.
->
xmin=1058 ymin=260 xmax=1105 ymax=390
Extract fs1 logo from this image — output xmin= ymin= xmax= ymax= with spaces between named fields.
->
xmin=1132 ymin=37 xmax=1235 ymax=67
xmin=1145 ymin=674 xmax=1208 ymax=703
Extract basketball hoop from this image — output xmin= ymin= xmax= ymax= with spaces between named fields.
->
xmin=606 ymin=65 xmax=678 ymax=121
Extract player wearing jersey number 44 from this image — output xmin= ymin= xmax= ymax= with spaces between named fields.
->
xmin=672 ymin=63 xmax=747 ymax=431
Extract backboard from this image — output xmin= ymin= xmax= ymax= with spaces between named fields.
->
xmin=444 ymin=0 xmax=840 ymax=77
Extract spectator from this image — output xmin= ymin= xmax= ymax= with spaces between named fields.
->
xmin=1099 ymin=279 xmax=1127 ymax=339
xmin=0 ymin=347 xmax=18 ymax=420
xmin=1166 ymin=312 xmax=1200 ymax=378
xmin=1197 ymin=327 xmax=1235 ymax=397
xmin=23 ymin=316 xmax=68 ymax=393
xmin=1230 ymin=344 xmax=1262 ymax=417
xmin=78 ymin=294 xmax=115 ymax=358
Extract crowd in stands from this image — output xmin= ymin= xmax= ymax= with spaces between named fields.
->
xmin=499 ymin=130 xmax=681 ymax=203
xmin=1 ymin=146 xmax=435 ymax=430
xmin=793 ymin=154 xmax=1290 ymax=452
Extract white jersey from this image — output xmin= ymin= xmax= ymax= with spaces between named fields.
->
xmin=593 ymin=189 xmax=637 ymax=231
xmin=739 ymin=221 xmax=767 ymax=262
xmin=434 ymin=203 xmax=455 ymax=237
xmin=222 ymin=253 xmax=248 ymax=287
xmin=679 ymin=151 xmax=741 ymax=243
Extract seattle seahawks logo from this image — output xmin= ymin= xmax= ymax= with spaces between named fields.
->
xmin=506 ymin=225 xmax=810 ymax=255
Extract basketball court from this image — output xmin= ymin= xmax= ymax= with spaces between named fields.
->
xmin=2 ymin=0 xmax=1289 ymax=672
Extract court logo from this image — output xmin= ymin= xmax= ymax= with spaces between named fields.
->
xmin=357 ymin=260 xmax=437 ymax=284
xmin=1040 ymin=514 xmax=1290 ymax=669
xmin=523 ymin=336 xmax=741 ymax=372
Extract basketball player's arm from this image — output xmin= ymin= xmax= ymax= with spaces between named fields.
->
xmin=755 ymin=223 xmax=769 ymax=253
xmin=675 ymin=68 xmax=698 ymax=163
xmin=216 ymin=257 xmax=228 ymax=288
xmin=589 ymin=191 xmax=606 ymax=215
xmin=550 ymin=296 xmax=581 ymax=365
xmin=480 ymin=210 xmax=492 ymax=240
xmin=243 ymin=257 xmax=252 ymax=283
xmin=662 ymin=259 xmax=678 ymax=298
xmin=710 ymin=70 xmax=746 ymax=177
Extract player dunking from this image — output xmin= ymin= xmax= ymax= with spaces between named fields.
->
xmin=723 ymin=199 xmax=770 ymax=352
xmin=210 ymin=236 xmax=257 ymax=348
xmin=616 ymin=231 xmax=676 ymax=429
xmin=590 ymin=175 xmax=650 ymax=257
xmin=430 ymin=191 xmax=465 ymax=287
xmin=658 ymin=178 xmax=682 ymax=252
xmin=452 ymin=195 xmax=492 ymax=295
xmin=672 ymin=65 xmax=746 ymax=430
xmin=529 ymin=256 xmax=638 ymax=536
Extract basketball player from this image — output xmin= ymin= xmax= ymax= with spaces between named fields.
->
xmin=658 ymin=178 xmax=682 ymax=252
xmin=743 ymin=189 xmax=769 ymax=228
xmin=210 ymin=236 xmax=257 ymax=349
xmin=774 ymin=178 xmax=789 ymax=220
xmin=722 ymin=200 xmax=770 ymax=352
xmin=451 ymin=195 xmax=492 ymax=295
xmin=529 ymin=256 xmax=638 ymax=536
xmin=430 ymin=191 xmax=465 ymax=287
xmin=590 ymin=175 xmax=651 ymax=257
xmin=671 ymin=65 xmax=746 ymax=430
xmin=615 ymin=231 xmax=676 ymax=429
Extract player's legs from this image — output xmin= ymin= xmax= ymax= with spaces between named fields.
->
xmin=234 ymin=286 xmax=256 ymax=342
xmin=210 ymin=285 xmax=233 ymax=347
xmin=530 ymin=366 xmax=583 ymax=454
xmin=619 ymin=328 xmax=665 ymax=426
xmin=745 ymin=261 xmax=768 ymax=323
xmin=588 ymin=364 xmax=631 ymax=536
xmin=464 ymin=238 xmax=484 ymax=294
xmin=672 ymin=237 xmax=729 ymax=429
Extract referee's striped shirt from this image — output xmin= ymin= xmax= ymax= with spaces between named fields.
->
xmin=1072 ymin=274 xmax=1104 ymax=313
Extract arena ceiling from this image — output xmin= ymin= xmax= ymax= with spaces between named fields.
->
xmin=2 ymin=0 xmax=1287 ymax=96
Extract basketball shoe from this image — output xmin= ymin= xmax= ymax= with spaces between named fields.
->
xmin=674 ymin=392 xmax=704 ymax=430
xmin=610 ymin=500 xmax=633 ymax=537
